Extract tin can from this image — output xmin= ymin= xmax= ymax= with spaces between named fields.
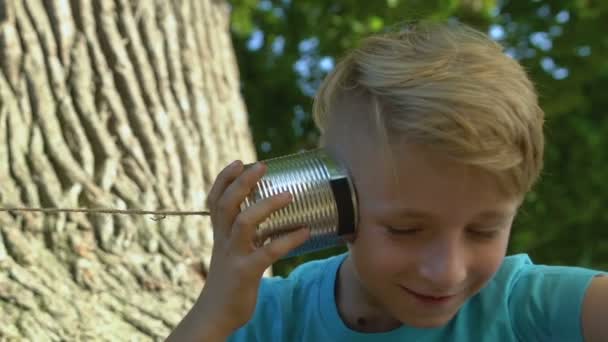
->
xmin=240 ymin=149 xmax=358 ymax=258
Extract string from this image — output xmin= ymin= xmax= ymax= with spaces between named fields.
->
xmin=0 ymin=207 xmax=210 ymax=220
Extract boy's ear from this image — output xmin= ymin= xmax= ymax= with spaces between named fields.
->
xmin=342 ymin=231 xmax=357 ymax=244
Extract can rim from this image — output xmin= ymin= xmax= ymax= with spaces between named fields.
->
xmin=317 ymin=149 xmax=359 ymax=231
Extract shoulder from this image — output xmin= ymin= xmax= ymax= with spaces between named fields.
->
xmin=228 ymin=253 xmax=347 ymax=341
xmin=256 ymin=253 xmax=346 ymax=316
xmin=488 ymin=253 xmax=602 ymax=292
xmin=259 ymin=253 xmax=345 ymax=299
xmin=487 ymin=254 xmax=604 ymax=341
xmin=491 ymin=253 xmax=533 ymax=282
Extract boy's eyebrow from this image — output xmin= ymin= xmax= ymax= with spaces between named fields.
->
xmin=396 ymin=209 xmax=436 ymax=220
xmin=473 ymin=210 xmax=516 ymax=221
xmin=395 ymin=208 xmax=515 ymax=221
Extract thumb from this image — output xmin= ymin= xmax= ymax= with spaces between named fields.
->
xmin=252 ymin=227 xmax=311 ymax=268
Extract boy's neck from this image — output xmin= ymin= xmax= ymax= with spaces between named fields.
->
xmin=335 ymin=255 xmax=403 ymax=333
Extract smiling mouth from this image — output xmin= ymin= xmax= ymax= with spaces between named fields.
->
xmin=400 ymin=286 xmax=457 ymax=303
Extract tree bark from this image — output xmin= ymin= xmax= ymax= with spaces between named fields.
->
xmin=0 ymin=0 xmax=256 ymax=340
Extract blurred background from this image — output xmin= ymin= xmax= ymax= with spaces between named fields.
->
xmin=227 ymin=0 xmax=608 ymax=276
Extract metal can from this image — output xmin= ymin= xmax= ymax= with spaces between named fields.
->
xmin=240 ymin=149 xmax=358 ymax=258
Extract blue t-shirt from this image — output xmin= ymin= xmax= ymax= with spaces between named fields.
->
xmin=228 ymin=253 xmax=603 ymax=341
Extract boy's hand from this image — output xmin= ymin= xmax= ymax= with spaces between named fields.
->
xmin=188 ymin=160 xmax=310 ymax=339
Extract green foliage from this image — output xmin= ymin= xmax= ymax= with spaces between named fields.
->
xmin=496 ymin=0 xmax=608 ymax=270
xmin=228 ymin=0 xmax=608 ymax=275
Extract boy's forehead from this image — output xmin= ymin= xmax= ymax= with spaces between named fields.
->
xmin=324 ymin=133 xmax=521 ymax=215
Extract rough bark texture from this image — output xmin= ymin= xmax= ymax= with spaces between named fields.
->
xmin=0 ymin=0 xmax=256 ymax=340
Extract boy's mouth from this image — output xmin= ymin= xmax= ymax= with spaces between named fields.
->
xmin=400 ymin=286 xmax=457 ymax=304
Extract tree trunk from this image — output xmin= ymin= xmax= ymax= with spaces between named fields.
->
xmin=0 ymin=0 xmax=255 ymax=340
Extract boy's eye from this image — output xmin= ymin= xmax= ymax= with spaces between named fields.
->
xmin=468 ymin=229 xmax=499 ymax=239
xmin=386 ymin=227 xmax=421 ymax=235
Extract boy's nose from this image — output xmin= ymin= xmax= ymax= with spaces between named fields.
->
xmin=417 ymin=238 xmax=467 ymax=292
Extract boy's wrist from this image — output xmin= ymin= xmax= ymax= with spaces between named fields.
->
xmin=192 ymin=297 xmax=236 ymax=340
xmin=166 ymin=299 xmax=233 ymax=342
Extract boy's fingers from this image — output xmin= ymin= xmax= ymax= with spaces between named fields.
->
xmin=206 ymin=160 xmax=243 ymax=212
xmin=231 ymin=192 xmax=293 ymax=251
xmin=252 ymin=228 xmax=311 ymax=268
xmin=216 ymin=163 xmax=266 ymax=235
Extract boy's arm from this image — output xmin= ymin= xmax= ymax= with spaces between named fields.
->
xmin=165 ymin=161 xmax=310 ymax=341
xmin=166 ymin=298 xmax=231 ymax=342
xmin=581 ymin=275 xmax=608 ymax=342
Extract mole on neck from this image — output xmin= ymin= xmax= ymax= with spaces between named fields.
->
xmin=357 ymin=317 xmax=367 ymax=327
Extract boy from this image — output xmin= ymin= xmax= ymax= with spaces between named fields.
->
xmin=168 ymin=21 xmax=607 ymax=341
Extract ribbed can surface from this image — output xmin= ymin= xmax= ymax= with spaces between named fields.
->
xmin=240 ymin=149 xmax=358 ymax=258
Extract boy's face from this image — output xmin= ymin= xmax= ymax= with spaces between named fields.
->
xmin=323 ymin=95 xmax=520 ymax=328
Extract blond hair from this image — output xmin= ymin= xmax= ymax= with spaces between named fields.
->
xmin=313 ymin=21 xmax=544 ymax=197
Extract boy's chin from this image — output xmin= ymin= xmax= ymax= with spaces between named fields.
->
xmin=399 ymin=311 xmax=458 ymax=329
